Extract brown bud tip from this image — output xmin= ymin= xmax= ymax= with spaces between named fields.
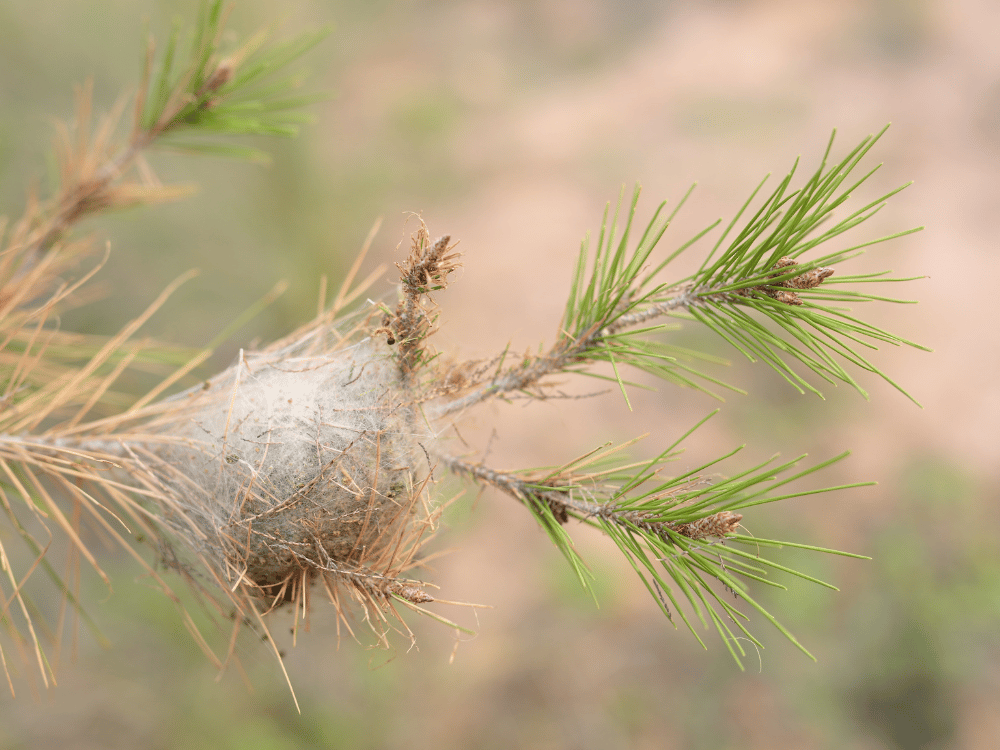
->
xmin=788 ymin=266 xmax=836 ymax=289
xmin=389 ymin=583 xmax=434 ymax=603
xmin=774 ymin=289 xmax=802 ymax=305
xmin=204 ymin=61 xmax=234 ymax=93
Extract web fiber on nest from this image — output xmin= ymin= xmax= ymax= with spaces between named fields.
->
xmin=146 ymin=336 xmax=429 ymax=604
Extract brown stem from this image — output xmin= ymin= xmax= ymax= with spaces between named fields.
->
xmin=438 ymin=453 xmax=740 ymax=541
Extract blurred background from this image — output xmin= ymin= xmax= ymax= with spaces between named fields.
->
xmin=1 ymin=0 xmax=997 ymax=748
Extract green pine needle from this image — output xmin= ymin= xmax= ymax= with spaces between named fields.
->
xmin=141 ymin=0 xmax=329 ymax=152
xmin=558 ymin=126 xmax=925 ymax=405
xmin=501 ymin=412 xmax=872 ymax=665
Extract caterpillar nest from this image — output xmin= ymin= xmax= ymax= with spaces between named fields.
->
xmin=151 ymin=340 xmax=428 ymax=606
xmin=120 ymin=225 xmax=462 ymax=633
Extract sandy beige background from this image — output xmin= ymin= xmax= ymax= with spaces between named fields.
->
xmin=1 ymin=1 xmax=997 ymax=748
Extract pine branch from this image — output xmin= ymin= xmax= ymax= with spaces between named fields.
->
xmin=0 ymin=4 xmax=327 ymax=427
xmin=434 ymin=127 xmax=925 ymax=418
xmin=139 ymin=2 xmax=329 ymax=150
xmin=0 ymin=4 xmax=331 ymax=695
xmin=438 ymin=414 xmax=871 ymax=666
xmin=0 ymin=0 xmax=927 ymax=690
xmin=15 ymin=0 xmax=326 ymax=267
